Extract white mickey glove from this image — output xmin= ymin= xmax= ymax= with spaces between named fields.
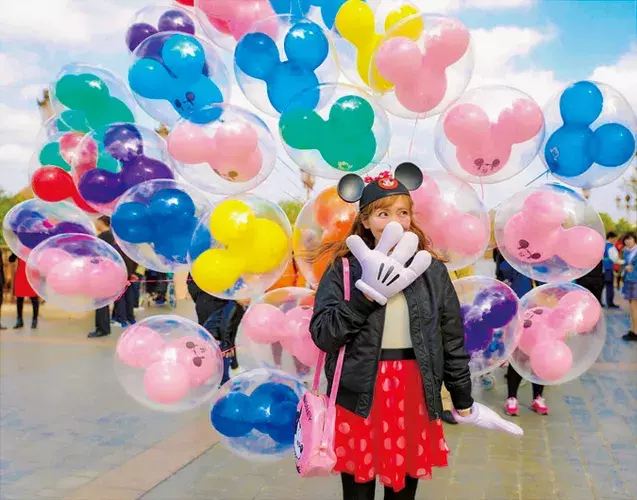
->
xmin=452 ymin=402 xmax=523 ymax=436
xmin=346 ymin=221 xmax=432 ymax=306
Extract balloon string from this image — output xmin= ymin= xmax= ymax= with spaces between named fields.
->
xmin=407 ymin=116 xmax=420 ymax=157
xmin=525 ymin=168 xmax=550 ymax=187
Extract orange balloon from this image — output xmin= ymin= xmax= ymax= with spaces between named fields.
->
xmin=322 ymin=216 xmax=355 ymax=243
xmin=268 ymin=261 xmax=297 ymax=291
xmin=299 ymin=295 xmax=315 ymax=307
xmin=312 ymin=251 xmax=333 ymax=284
xmin=314 ymin=186 xmax=346 ymax=228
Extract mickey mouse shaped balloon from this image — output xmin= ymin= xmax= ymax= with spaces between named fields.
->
xmin=372 ymin=14 xmax=474 ymax=119
xmin=542 ymin=80 xmax=636 ymax=189
xmin=435 ymin=86 xmax=545 ymax=184
xmin=129 ymin=32 xmax=230 ymax=125
xmin=280 ymin=83 xmax=390 ymax=180
xmin=234 ymin=16 xmax=339 ymax=116
xmin=126 ymin=5 xmax=197 ymax=53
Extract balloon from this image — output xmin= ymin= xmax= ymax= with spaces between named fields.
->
xmin=518 ymin=306 xmax=553 ymax=355
xmin=85 ymin=258 xmax=130 ymax=299
xmin=211 ymin=392 xmax=254 ymax=437
xmin=473 ymin=288 xmax=518 ymax=329
xmin=47 ymin=260 xmax=87 ymax=296
xmin=144 ymin=361 xmax=191 ymax=404
xmin=283 ymin=306 xmax=313 ymax=340
xmin=129 ymin=33 xmax=228 ymax=124
xmin=31 ymin=248 xmax=73 ymax=276
xmin=446 ymin=213 xmax=488 ymax=256
xmin=148 ymin=188 xmax=195 ymax=226
xmin=549 ymin=290 xmax=602 ymax=334
xmin=556 ymin=226 xmax=605 ymax=269
xmin=543 ymin=81 xmax=635 ymax=181
xmin=529 ymin=340 xmax=573 ymax=382
xmin=197 ymin=0 xmax=277 ymax=45
xmin=116 ymin=325 xmax=166 ymax=368
xmin=127 ymin=23 xmax=158 ymax=52
xmin=169 ymin=336 xmax=220 ymax=387
xmin=502 ymin=213 xmax=560 ymax=264
xmin=191 ymin=249 xmax=244 ymax=293
xmin=209 ymin=199 xmax=255 ymax=245
xmin=521 ymin=191 xmax=566 ymax=229
xmin=241 ymin=218 xmax=290 ymax=274
xmin=242 ymin=303 xmax=286 ymax=343
xmin=375 ymin=18 xmax=471 ymax=115
xmin=234 ymin=20 xmax=329 ymax=114
xmin=112 ymin=202 xmax=154 ymax=243
xmin=280 ymin=95 xmax=377 ymax=172
xmin=158 ymin=9 xmax=196 ymax=34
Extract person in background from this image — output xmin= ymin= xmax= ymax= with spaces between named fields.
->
xmin=602 ymin=232 xmax=620 ymax=308
xmin=495 ymin=249 xmax=548 ymax=416
xmin=0 ymin=252 xmax=6 ymax=330
xmin=8 ymin=253 xmax=39 ymax=330
xmin=615 ymin=237 xmax=625 ymax=291
xmin=575 ymin=260 xmax=604 ymax=305
xmin=620 ymin=231 xmax=637 ymax=341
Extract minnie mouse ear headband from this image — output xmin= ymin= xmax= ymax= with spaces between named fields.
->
xmin=337 ymin=162 xmax=424 ymax=209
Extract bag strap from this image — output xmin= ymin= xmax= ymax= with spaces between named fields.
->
xmin=311 ymin=257 xmax=349 ymax=392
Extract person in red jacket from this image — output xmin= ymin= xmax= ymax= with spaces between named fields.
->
xmin=8 ymin=253 xmax=39 ymax=329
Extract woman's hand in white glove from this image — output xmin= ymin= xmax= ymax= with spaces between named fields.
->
xmin=346 ymin=221 xmax=432 ymax=306
xmin=452 ymin=402 xmax=523 ymax=436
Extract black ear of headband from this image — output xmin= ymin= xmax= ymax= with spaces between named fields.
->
xmin=337 ymin=174 xmax=365 ymax=203
xmin=394 ymin=162 xmax=424 ymax=191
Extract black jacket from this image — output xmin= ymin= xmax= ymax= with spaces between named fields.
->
xmin=99 ymin=230 xmax=137 ymax=276
xmin=310 ymin=256 xmax=473 ymax=420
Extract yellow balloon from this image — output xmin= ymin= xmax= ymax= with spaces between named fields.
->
xmin=240 ymin=218 xmax=290 ymax=274
xmin=209 ymin=200 xmax=255 ymax=246
xmin=335 ymin=0 xmax=423 ymax=92
xmin=192 ymin=249 xmax=244 ymax=294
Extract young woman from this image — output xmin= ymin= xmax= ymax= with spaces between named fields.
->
xmin=621 ymin=231 xmax=637 ymax=341
xmin=8 ymin=253 xmax=39 ymax=329
xmin=310 ymin=164 xmax=522 ymax=500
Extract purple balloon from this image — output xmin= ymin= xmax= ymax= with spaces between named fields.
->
xmin=158 ymin=10 xmax=196 ymax=34
xmin=463 ymin=317 xmax=494 ymax=354
xmin=50 ymin=221 xmax=92 ymax=237
xmin=15 ymin=228 xmax=49 ymax=250
xmin=121 ymin=157 xmax=174 ymax=190
xmin=127 ymin=23 xmax=158 ymax=52
xmin=104 ymin=124 xmax=143 ymax=163
xmin=10 ymin=210 xmax=45 ymax=231
xmin=474 ymin=289 xmax=518 ymax=329
xmin=136 ymin=32 xmax=172 ymax=64
xmin=79 ymin=169 xmax=125 ymax=204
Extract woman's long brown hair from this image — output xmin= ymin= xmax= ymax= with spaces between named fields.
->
xmin=306 ymin=194 xmax=443 ymax=266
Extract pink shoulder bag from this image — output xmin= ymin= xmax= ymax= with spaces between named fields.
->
xmin=294 ymin=258 xmax=349 ymax=477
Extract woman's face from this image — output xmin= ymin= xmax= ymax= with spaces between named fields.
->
xmin=625 ymin=236 xmax=636 ymax=248
xmin=362 ymin=197 xmax=412 ymax=244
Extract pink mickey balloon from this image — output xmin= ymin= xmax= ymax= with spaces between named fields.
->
xmin=168 ymin=336 xmax=220 ymax=387
xmin=198 ymin=0 xmax=277 ymax=41
xmin=530 ymin=340 xmax=573 ymax=381
xmin=518 ymin=306 xmax=555 ymax=355
xmin=503 ymin=213 xmax=560 ymax=264
xmin=85 ymin=258 xmax=128 ymax=299
xmin=557 ymin=226 xmax=605 ymax=269
xmin=32 ymin=248 xmax=73 ymax=276
xmin=443 ymin=104 xmax=490 ymax=152
xmin=374 ymin=37 xmax=422 ymax=84
xmin=521 ymin=191 xmax=566 ymax=229
xmin=167 ymin=122 xmax=208 ymax=165
xmin=283 ymin=306 xmax=313 ymax=340
xmin=493 ymin=99 xmax=544 ymax=147
xmin=144 ymin=361 xmax=191 ymax=404
xmin=242 ymin=303 xmax=286 ymax=344
xmin=549 ymin=290 xmax=601 ymax=334
xmin=411 ymin=172 xmax=441 ymax=216
xmin=445 ymin=213 xmax=487 ymax=255
xmin=117 ymin=326 xmax=166 ymax=369
xmin=287 ymin=330 xmax=320 ymax=367
xmin=47 ymin=259 xmax=86 ymax=296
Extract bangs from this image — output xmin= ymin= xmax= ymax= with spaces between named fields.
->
xmin=366 ymin=194 xmax=413 ymax=211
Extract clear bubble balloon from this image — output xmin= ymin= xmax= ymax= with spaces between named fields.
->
xmin=435 ymin=86 xmax=545 ymax=184
xmin=26 ymin=234 xmax=128 ymax=312
xmin=332 ymin=0 xmax=421 ymax=89
xmin=129 ymin=32 xmax=230 ymax=125
xmin=235 ymin=287 xmax=318 ymax=382
xmin=115 ymin=315 xmax=223 ymax=412
xmin=126 ymin=5 xmax=199 ymax=53
xmin=371 ymin=14 xmax=474 ymax=119
xmin=167 ymin=104 xmax=276 ymax=194
xmin=494 ymin=183 xmax=605 ymax=283
xmin=453 ymin=276 xmax=522 ymax=377
xmin=410 ymin=168 xmax=490 ymax=271
xmin=50 ymin=64 xmax=137 ymax=133
xmin=189 ymin=195 xmax=292 ymax=300
xmin=29 ymin=117 xmax=99 ymax=215
xmin=210 ymin=368 xmax=306 ymax=461
xmin=72 ymin=124 xmax=176 ymax=215
xmin=234 ymin=15 xmax=339 ymax=116
xmin=280 ymin=83 xmax=390 ymax=179
xmin=541 ymin=80 xmax=637 ymax=189
xmin=112 ymin=179 xmax=212 ymax=273
xmin=510 ymin=283 xmax=606 ymax=385
xmin=293 ymin=186 xmax=357 ymax=287
xmin=3 ymin=200 xmax=96 ymax=262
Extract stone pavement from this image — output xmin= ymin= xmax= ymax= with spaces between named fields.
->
xmin=0 ymin=301 xmax=635 ymax=500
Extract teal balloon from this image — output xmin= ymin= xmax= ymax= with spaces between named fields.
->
xmin=279 ymin=109 xmax=325 ymax=150
xmin=323 ymin=130 xmax=376 ymax=172
xmin=56 ymin=73 xmax=110 ymax=110
xmin=329 ymin=96 xmax=375 ymax=139
xmin=57 ymin=110 xmax=90 ymax=133
xmin=96 ymin=153 xmax=120 ymax=173
xmin=39 ymin=142 xmax=71 ymax=172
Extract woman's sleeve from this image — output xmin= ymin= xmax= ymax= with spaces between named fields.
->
xmin=439 ymin=268 xmax=474 ymax=410
xmin=310 ymin=258 xmax=380 ymax=354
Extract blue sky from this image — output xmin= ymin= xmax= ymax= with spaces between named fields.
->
xmin=0 ymin=0 xmax=635 ymax=221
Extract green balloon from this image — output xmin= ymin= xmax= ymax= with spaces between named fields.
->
xmin=57 ymin=110 xmax=90 ymax=133
xmin=280 ymin=108 xmax=325 ymax=150
xmin=96 ymin=154 xmax=120 ymax=174
xmin=39 ymin=142 xmax=71 ymax=172
xmin=88 ymin=98 xmax=135 ymax=129
xmin=323 ymin=131 xmax=377 ymax=172
xmin=55 ymin=73 xmax=109 ymax=111
xmin=329 ymin=96 xmax=375 ymax=140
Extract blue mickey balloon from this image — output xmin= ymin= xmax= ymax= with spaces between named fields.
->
xmin=148 ymin=188 xmax=196 ymax=226
xmin=235 ymin=20 xmax=330 ymax=114
xmin=154 ymin=217 xmax=198 ymax=264
xmin=248 ymin=382 xmax=299 ymax=444
xmin=268 ymin=0 xmax=352 ymax=30
xmin=211 ymin=392 xmax=254 ymax=438
xmin=544 ymin=80 xmax=636 ymax=181
xmin=129 ymin=33 xmax=225 ymax=124
xmin=112 ymin=202 xmax=155 ymax=244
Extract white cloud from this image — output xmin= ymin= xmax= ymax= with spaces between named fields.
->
xmin=20 ymin=84 xmax=48 ymax=102
xmin=413 ymin=0 xmax=533 ymax=12
xmin=0 ymin=52 xmax=46 ymax=86
xmin=0 ymin=144 xmax=32 ymax=195
xmin=0 ymin=104 xmax=41 ymax=145
xmin=589 ymin=42 xmax=637 ymax=111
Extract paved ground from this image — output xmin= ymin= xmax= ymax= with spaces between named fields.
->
xmin=0 ymin=297 xmax=635 ymax=500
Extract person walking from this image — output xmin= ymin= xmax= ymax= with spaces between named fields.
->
xmin=8 ymin=253 xmax=39 ymax=329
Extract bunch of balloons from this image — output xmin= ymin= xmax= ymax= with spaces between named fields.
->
xmin=126 ymin=6 xmax=197 ymax=52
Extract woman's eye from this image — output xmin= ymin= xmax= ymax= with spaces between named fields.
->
xmin=377 ymin=212 xmax=388 ymax=217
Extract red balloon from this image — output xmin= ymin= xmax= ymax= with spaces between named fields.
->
xmin=31 ymin=166 xmax=98 ymax=214
xmin=176 ymin=0 xmax=194 ymax=5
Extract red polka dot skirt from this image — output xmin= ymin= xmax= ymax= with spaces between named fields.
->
xmin=333 ymin=360 xmax=449 ymax=492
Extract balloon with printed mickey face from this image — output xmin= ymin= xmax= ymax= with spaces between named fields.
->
xmin=435 ymin=86 xmax=545 ymax=185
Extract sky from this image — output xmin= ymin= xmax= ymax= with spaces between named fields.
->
xmin=0 ymin=0 xmax=635 ymax=221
